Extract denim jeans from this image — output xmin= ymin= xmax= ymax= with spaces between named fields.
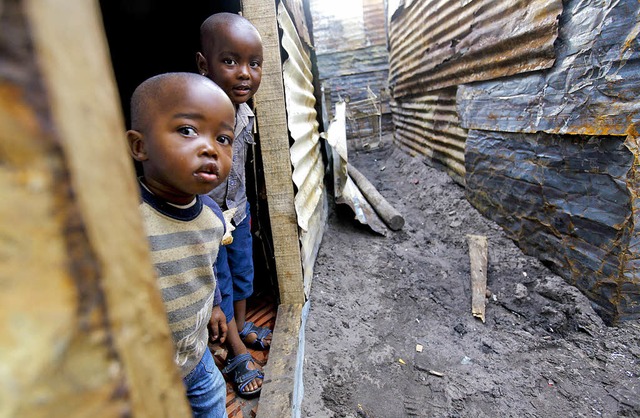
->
xmin=183 ymin=349 xmax=228 ymax=418
xmin=215 ymin=202 xmax=255 ymax=322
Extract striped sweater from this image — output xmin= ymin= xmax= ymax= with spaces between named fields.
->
xmin=138 ymin=184 xmax=225 ymax=377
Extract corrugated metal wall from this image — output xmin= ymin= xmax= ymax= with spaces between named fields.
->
xmin=308 ymin=0 xmax=392 ymax=137
xmin=388 ymin=0 xmax=561 ymax=95
xmin=390 ymin=87 xmax=466 ymax=184
xmin=388 ymin=0 xmax=640 ymax=322
xmin=279 ymin=3 xmax=327 ymax=297
xmin=388 ymin=0 xmax=562 ymax=182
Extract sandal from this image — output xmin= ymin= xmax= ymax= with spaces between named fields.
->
xmin=239 ymin=321 xmax=272 ymax=350
xmin=221 ymin=353 xmax=264 ymax=397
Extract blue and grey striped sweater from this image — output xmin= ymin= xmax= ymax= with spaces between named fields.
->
xmin=139 ymin=183 xmax=225 ymax=377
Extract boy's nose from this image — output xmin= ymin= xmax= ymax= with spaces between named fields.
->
xmin=238 ymin=64 xmax=250 ymax=78
xmin=199 ymin=138 xmax=218 ymax=158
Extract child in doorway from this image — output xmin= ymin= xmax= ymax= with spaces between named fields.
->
xmin=196 ymin=12 xmax=272 ymax=397
xmin=127 ymin=72 xmax=235 ymax=417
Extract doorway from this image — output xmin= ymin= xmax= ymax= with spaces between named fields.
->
xmin=99 ymin=0 xmax=240 ymax=128
xmin=98 ymin=0 xmax=277 ymax=300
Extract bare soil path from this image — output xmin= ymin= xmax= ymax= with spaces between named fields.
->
xmin=301 ymin=137 xmax=640 ymax=418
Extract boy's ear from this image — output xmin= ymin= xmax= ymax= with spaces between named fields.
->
xmin=196 ymin=52 xmax=208 ymax=76
xmin=126 ymin=130 xmax=148 ymax=162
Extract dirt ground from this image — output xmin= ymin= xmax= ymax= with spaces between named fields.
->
xmin=300 ymin=135 xmax=640 ymax=418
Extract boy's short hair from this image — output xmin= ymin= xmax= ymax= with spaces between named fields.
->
xmin=130 ymin=72 xmax=215 ymax=131
xmin=199 ymin=12 xmax=261 ymax=54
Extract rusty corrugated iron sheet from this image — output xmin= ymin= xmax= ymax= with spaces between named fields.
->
xmin=458 ymin=0 xmax=640 ymax=136
xmin=623 ymin=131 xmax=640 ymax=320
xmin=388 ymin=0 xmax=563 ymax=98
xmin=316 ymin=46 xmax=389 ymax=82
xmin=282 ymin=0 xmax=311 ymax=46
xmin=466 ymin=128 xmax=639 ymax=322
xmin=391 ymin=87 xmax=467 ymax=185
xmin=278 ymin=3 xmax=327 ymax=297
xmin=320 ymin=64 xmax=388 ymax=105
xmin=362 ymin=0 xmax=387 ymax=46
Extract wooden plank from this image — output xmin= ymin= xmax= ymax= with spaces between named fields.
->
xmin=1 ymin=1 xmax=191 ymax=416
xmin=255 ymin=303 xmax=304 ymax=418
xmin=243 ymin=0 xmax=305 ymax=305
xmin=467 ymin=235 xmax=488 ymax=323
xmin=347 ymin=163 xmax=405 ymax=230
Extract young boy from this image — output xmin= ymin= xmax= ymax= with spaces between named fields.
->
xmin=127 ymin=72 xmax=235 ymax=417
xmin=196 ymin=13 xmax=272 ymax=397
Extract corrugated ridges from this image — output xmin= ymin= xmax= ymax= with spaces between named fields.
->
xmin=279 ymin=3 xmax=328 ymax=297
xmin=388 ymin=0 xmax=562 ymax=97
xmin=391 ymin=87 xmax=467 ymax=184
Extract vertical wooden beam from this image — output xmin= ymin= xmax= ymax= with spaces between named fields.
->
xmin=0 ymin=1 xmax=191 ymax=416
xmin=242 ymin=0 xmax=305 ymax=305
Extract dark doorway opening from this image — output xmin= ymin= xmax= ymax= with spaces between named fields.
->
xmin=99 ymin=0 xmax=240 ymax=128
xmin=99 ymin=0 xmax=278 ymax=303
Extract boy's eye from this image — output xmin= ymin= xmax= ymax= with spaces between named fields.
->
xmin=177 ymin=126 xmax=197 ymax=137
xmin=223 ymin=58 xmax=236 ymax=65
xmin=217 ymin=135 xmax=233 ymax=145
xmin=250 ymin=60 xmax=262 ymax=69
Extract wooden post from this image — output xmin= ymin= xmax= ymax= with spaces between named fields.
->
xmin=242 ymin=0 xmax=305 ymax=305
xmin=347 ymin=163 xmax=405 ymax=230
xmin=467 ymin=234 xmax=488 ymax=323
xmin=0 ymin=1 xmax=191 ymax=416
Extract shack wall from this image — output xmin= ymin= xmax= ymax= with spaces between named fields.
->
xmin=388 ymin=0 xmax=640 ymax=323
xmin=308 ymin=0 xmax=392 ymax=139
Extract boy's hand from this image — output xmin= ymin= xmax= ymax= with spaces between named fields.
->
xmin=209 ymin=306 xmax=228 ymax=344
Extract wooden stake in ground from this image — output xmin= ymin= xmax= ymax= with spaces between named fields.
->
xmin=467 ymin=234 xmax=488 ymax=323
xmin=347 ymin=163 xmax=405 ymax=230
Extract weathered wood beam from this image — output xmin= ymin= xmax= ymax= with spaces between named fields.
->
xmin=347 ymin=163 xmax=405 ymax=231
xmin=467 ymin=234 xmax=488 ymax=323
xmin=243 ymin=0 xmax=305 ymax=306
xmin=0 ymin=1 xmax=191 ymax=416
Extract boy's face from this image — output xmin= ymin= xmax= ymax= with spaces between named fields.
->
xmin=128 ymin=80 xmax=235 ymax=205
xmin=197 ymin=23 xmax=263 ymax=105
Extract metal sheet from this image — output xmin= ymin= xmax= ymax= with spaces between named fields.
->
xmin=388 ymin=0 xmax=562 ymax=97
xmin=282 ymin=0 xmax=312 ymax=46
xmin=465 ymin=129 xmax=639 ymax=322
xmin=309 ymin=0 xmax=392 ymax=135
xmin=391 ymin=87 xmax=467 ymax=185
xmin=279 ymin=3 xmax=327 ymax=297
xmin=320 ymin=68 xmax=389 ymax=105
xmin=458 ymin=0 xmax=640 ymax=136
xmin=309 ymin=0 xmax=386 ymax=54
xmin=316 ymin=46 xmax=389 ymax=80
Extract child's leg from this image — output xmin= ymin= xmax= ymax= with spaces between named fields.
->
xmin=228 ymin=203 xmax=272 ymax=349
xmin=223 ymin=319 xmax=263 ymax=396
xmin=227 ymin=204 xmax=254 ymax=330
xmin=215 ymin=230 xmax=263 ymax=396
xmin=183 ymin=350 xmax=228 ymax=418
xmin=233 ymin=299 xmax=247 ymax=330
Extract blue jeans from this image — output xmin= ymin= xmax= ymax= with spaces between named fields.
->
xmin=215 ymin=202 xmax=255 ymax=322
xmin=183 ymin=349 xmax=228 ymax=418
